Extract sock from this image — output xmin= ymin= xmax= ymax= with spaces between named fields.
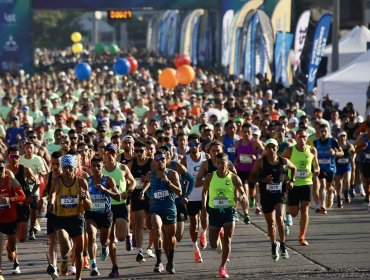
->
xmin=193 ymin=242 xmax=199 ymax=251
xmin=138 ymin=248 xmax=143 ymax=253
xmin=299 ymin=231 xmax=305 ymax=238
xmin=168 ymin=249 xmax=174 ymax=264
xmin=155 ymin=249 xmax=162 ymax=266
xmin=90 ymin=259 xmax=96 ymax=269
xmin=200 ymin=228 xmax=206 ymax=237
xmin=83 ymin=251 xmax=88 ymax=257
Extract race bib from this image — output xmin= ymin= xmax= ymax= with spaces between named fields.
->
xmin=240 ymin=154 xmax=252 ymax=164
xmin=61 ymin=195 xmax=78 ymax=208
xmin=319 ymin=159 xmax=330 ymax=164
xmin=297 ymin=170 xmax=309 ymax=179
xmin=266 ymin=183 xmax=282 ymax=193
xmin=92 ymin=202 xmax=106 ymax=211
xmin=227 ymin=147 xmax=236 ymax=154
xmin=135 ymin=178 xmax=144 ymax=189
xmin=213 ymin=198 xmax=230 ymax=208
xmin=338 ymin=158 xmax=349 ymax=164
xmin=0 ymin=197 xmax=10 ymax=210
xmin=154 ymin=190 xmax=169 ymax=199
xmin=365 ymin=154 xmax=370 ymax=159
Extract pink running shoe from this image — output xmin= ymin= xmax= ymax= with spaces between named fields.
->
xmin=218 ymin=267 xmax=229 ymax=278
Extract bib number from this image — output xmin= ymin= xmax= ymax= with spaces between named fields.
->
xmin=240 ymin=154 xmax=252 ymax=164
xmin=319 ymin=159 xmax=330 ymax=164
xmin=61 ymin=195 xmax=78 ymax=208
xmin=338 ymin=158 xmax=349 ymax=164
xmin=297 ymin=170 xmax=309 ymax=179
xmin=154 ymin=190 xmax=169 ymax=199
xmin=213 ymin=198 xmax=230 ymax=208
xmin=0 ymin=197 xmax=10 ymax=210
xmin=365 ymin=154 xmax=370 ymax=159
xmin=92 ymin=202 xmax=105 ymax=211
xmin=266 ymin=183 xmax=282 ymax=193
xmin=135 ymin=178 xmax=144 ymax=190
xmin=227 ymin=147 xmax=236 ymax=154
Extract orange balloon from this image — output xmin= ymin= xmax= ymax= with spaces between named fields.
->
xmin=176 ymin=65 xmax=195 ymax=85
xmin=159 ymin=68 xmax=178 ymax=89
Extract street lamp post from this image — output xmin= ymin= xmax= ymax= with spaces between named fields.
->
xmin=332 ymin=0 xmax=340 ymax=72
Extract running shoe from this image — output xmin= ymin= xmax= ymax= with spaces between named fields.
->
xmin=285 ymin=213 xmax=293 ymax=226
xmin=285 ymin=225 xmax=289 ymax=236
xmin=90 ymin=267 xmax=100 ymax=276
xmin=136 ymin=252 xmax=146 ymax=263
xmin=83 ymin=256 xmax=90 ymax=269
xmin=29 ymin=229 xmax=36 ymax=240
xmin=153 ymin=262 xmax=164 ymax=273
xmin=349 ymin=186 xmax=355 ymax=198
xmin=166 ymin=262 xmax=175 ymax=274
xmin=320 ymin=206 xmax=327 ymax=215
xmin=194 ymin=249 xmax=203 ymax=263
xmin=126 ymin=235 xmax=132 ymax=251
xmin=299 ymin=237 xmax=309 ymax=246
xmin=199 ymin=234 xmax=207 ymax=249
xmin=108 ymin=266 xmax=120 ymax=278
xmin=344 ymin=191 xmax=350 ymax=203
xmin=100 ymin=246 xmax=109 ymax=261
xmin=60 ymin=259 xmax=68 ymax=275
xmin=47 ymin=264 xmax=59 ymax=279
xmin=218 ymin=266 xmax=229 ymax=278
xmin=34 ymin=221 xmax=41 ymax=232
xmin=255 ymin=207 xmax=261 ymax=215
xmin=0 ymin=274 xmax=4 ymax=280
xmin=280 ymin=243 xmax=289 ymax=259
xmin=249 ymin=197 xmax=256 ymax=208
xmin=68 ymin=265 xmax=76 ymax=276
xmin=146 ymin=248 xmax=155 ymax=258
xmin=272 ymin=241 xmax=280 ymax=262
xmin=243 ymin=214 xmax=251 ymax=225
xmin=315 ymin=207 xmax=320 ymax=213
xmin=12 ymin=263 xmax=21 ymax=275
xmin=6 ymin=242 xmax=16 ymax=262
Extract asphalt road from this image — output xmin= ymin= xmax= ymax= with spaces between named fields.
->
xmin=2 ymin=194 xmax=370 ymax=279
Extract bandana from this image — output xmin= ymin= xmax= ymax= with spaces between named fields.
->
xmin=61 ymin=155 xmax=78 ymax=168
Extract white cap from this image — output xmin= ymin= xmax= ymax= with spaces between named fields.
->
xmin=252 ymin=129 xmax=261 ymax=136
xmin=112 ymin=126 xmax=122 ymax=134
xmin=266 ymin=89 xmax=273 ymax=95
xmin=289 ymin=117 xmax=298 ymax=124
xmin=256 ymin=99 xmax=263 ymax=105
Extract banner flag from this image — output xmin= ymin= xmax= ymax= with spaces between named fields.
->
xmin=274 ymin=31 xmax=293 ymax=86
xmin=293 ymin=10 xmax=310 ymax=72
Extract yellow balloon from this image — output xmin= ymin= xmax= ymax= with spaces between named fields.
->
xmin=71 ymin=32 xmax=82 ymax=43
xmin=72 ymin=43 xmax=83 ymax=53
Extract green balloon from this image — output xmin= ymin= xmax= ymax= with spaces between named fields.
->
xmin=108 ymin=43 xmax=120 ymax=55
xmin=94 ymin=43 xmax=105 ymax=54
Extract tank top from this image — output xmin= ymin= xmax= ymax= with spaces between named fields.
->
xmin=208 ymin=171 xmax=235 ymax=209
xmin=236 ymin=140 xmax=258 ymax=172
xmin=0 ymin=175 xmax=17 ymax=223
xmin=102 ymin=165 xmax=127 ymax=205
xmin=315 ymin=138 xmax=336 ymax=173
xmin=207 ymin=158 xmax=217 ymax=174
xmin=131 ymin=158 xmax=152 ymax=190
xmin=336 ymin=143 xmax=351 ymax=168
xmin=15 ymin=165 xmax=31 ymax=197
xmin=259 ymin=156 xmax=286 ymax=194
xmin=87 ymin=175 xmax=111 ymax=213
xmin=360 ymin=134 xmax=370 ymax=163
xmin=290 ymin=145 xmax=314 ymax=186
xmin=149 ymin=169 xmax=176 ymax=212
xmin=186 ymin=152 xmax=207 ymax=201
xmin=223 ymin=134 xmax=239 ymax=163
xmin=55 ymin=177 xmax=84 ymax=217
xmin=120 ymin=153 xmax=133 ymax=165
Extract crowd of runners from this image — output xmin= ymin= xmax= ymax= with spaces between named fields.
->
xmin=0 ymin=49 xmax=369 ymax=280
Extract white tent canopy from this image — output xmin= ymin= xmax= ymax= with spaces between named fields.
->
xmin=324 ymin=25 xmax=370 ymax=73
xmin=317 ymin=50 xmax=370 ymax=117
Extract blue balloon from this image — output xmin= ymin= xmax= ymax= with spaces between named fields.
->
xmin=74 ymin=62 xmax=91 ymax=80
xmin=113 ymin=58 xmax=130 ymax=75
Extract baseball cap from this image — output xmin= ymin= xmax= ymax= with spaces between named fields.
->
xmin=265 ymin=138 xmax=278 ymax=147
xmin=122 ymin=135 xmax=134 ymax=143
xmin=112 ymin=126 xmax=122 ymax=135
xmin=252 ymin=129 xmax=261 ymax=136
xmin=43 ymin=119 xmax=52 ymax=125
xmin=104 ymin=143 xmax=118 ymax=153
xmin=11 ymin=116 xmax=19 ymax=121
xmin=289 ymin=117 xmax=298 ymax=124
xmin=61 ymin=155 xmax=78 ymax=168
xmin=256 ymin=99 xmax=263 ymax=105
xmin=97 ymin=125 xmax=107 ymax=131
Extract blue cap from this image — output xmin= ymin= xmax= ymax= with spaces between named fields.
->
xmin=104 ymin=143 xmax=118 ymax=153
xmin=61 ymin=155 xmax=78 ymax=168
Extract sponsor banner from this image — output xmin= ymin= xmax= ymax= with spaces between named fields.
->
xmin=274 ymin=31 xmax=293 ymax=87
xmin=293 ymin=10 xmax=310 ymax=72
xmin=307 ymin=13 xmax=332 ymax=93
xmin=221 ymin=10 xmax=234 ymax=67
xmin=0 ymin=0 xmax=31 ymax=73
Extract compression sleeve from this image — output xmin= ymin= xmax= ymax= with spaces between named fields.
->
xmin=13 ymin=187 xmax=26 ymax=203
xmin=183 ymin=171 xmax=195 ymax=197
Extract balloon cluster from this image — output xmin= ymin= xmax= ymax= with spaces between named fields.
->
xmin=158 ymin=53 xmax=195 ymax=89
xmin=73 ymin=56 xmax=139 ymax=80
xmin=71 ymin=32 xmax=83 ymax=54
xmin=94 ymin=43 xmax=121 ymax=55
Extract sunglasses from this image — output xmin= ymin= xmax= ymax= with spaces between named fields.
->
xmin=61 ymin=142 xmax=70 ymax=145
xmin=9 ymin=154 xmax=20 ymax=159
xmin=78 ymin=148 xmax=89 ymax=153
xmin=155 ymin=156 xmax=166 ymax=161
xmin=134 ymin=149 xmax=145 ymax=153
xmin=69 ymin=137 xmax=77 ymax=140
xmin=188 ymin=142 xmax=200 ymax=147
